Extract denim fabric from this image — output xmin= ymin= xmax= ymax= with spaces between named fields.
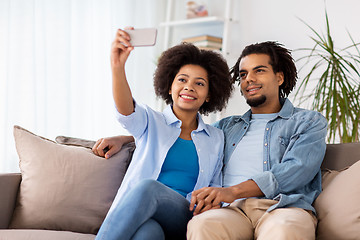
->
xmin=95 ymin=180 xmax=192 ymax=240
xmin=113 ymin=102 xmax=224 ymax=204
xmin=213 ymin=98 xmax=327 ymax=213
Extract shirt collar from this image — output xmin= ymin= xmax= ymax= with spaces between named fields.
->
xmin=163 ymin=105 xmax=180 ymax=125
xmin=277 ymin=98 xmax=294 ymax=119
xmin=240 ymin=109 xmax=252 ymax=124
xmin=239 ymin=98 xmax=294 ymax=123
xmin=163 ymin=105 xmax=210 ymax=136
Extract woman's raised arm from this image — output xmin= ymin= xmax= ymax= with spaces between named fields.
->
xmin=111 ymin=28 xmax=135 ymax=115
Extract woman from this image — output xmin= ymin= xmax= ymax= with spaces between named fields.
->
xmin=93 ymin=28 xmax=233 ymax=240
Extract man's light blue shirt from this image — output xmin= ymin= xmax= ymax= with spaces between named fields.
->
xmin=213 ymin=98 xmax=327 ymax=213
xmin=112 ymin=102 xmax=224 ymax=203
xmin=223 ymin=113 xmax=277 ymax=187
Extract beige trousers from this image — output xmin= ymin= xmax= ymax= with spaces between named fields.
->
xmin=187 ymin=198 xmax=317 ymax=240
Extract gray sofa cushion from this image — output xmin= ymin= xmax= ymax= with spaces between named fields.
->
xmin=321 ymin=142 xmax=360 ymax=171
xmin=10 ymin=126 xmax=134 ymax=234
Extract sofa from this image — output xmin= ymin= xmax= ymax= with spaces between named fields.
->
xmin=0 ymin=126 xmax=359 ymax=240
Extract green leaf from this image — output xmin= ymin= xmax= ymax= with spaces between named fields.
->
xmin=295 ymin=10 xmax=360 ymax=143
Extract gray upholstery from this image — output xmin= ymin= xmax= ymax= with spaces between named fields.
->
xmin=321 ymin=142 xmax=360 ymax=171
xmin=0 ymin=142 xmax=359 ymax=239
xmin=0 ymin=173 xmax=21 ymax=229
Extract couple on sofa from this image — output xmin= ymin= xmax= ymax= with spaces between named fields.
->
xmin=92 ymin=28 xmax=327 ymax=240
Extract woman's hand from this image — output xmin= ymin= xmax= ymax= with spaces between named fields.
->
xmin=111 ymin=27 xmax=134 ymax=69
xmin=189 ymin=180 xmax=264 ymax=215
xmin=189 ymin=187 xmax=238 ymax=215
xmin=92 ymin=135 xmax=135 ymax=159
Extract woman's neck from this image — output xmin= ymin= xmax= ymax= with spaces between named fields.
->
xmin=172 ymin=108 xmax=198 ymax=140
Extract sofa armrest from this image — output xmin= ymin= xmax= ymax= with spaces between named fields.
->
xmin=0 ymin=173 xmax=21 ymax=229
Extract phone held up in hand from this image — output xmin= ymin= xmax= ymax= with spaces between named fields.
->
xmin=125 ymin=28 xmax=157 ymax=47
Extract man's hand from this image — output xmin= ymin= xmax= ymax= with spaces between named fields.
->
xmin=190 ymin=187 xmax=238 ymax=215
xmin=92 ymin=135 xmax=134 ymax=159
xmin=189 ymin=180 xmax=264 ymax=215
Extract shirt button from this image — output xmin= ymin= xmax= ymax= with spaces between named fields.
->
xmin=266 ymin=128 xmax=269 ymax=131
xmin=232 ymin=143 xmax=235 ymax=146
xmin=198 ymin=149 xmax=201 ymax=152
xmin=264 ymin=143 xmax=268 ymax=146
xmin=200 ymin=169 xmax=204 ymax=173
xmin=264 ymin=161 xmax=267 ymax=164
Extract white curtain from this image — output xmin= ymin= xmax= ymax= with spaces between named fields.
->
xmin=0 ymin=0 xmax=166 ymax=172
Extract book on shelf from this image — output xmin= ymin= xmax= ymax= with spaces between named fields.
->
xmin=192 ymin=40 xmax=222 ymax=49
xmin=182 ymin=35 xmax=222 ymax=51
xmin=182 ymin=35 xmax=222 ymax=44
xmin=197 ymin=46 xmax=222 ymax=52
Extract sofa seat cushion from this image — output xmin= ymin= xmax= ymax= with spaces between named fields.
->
xmin=314 ymin=159 xmax=360 ymax=240
xmin=0 ymin=229 xmax=95 ymax=240
xmin=10 ymin=126 xmax=135 ymax=234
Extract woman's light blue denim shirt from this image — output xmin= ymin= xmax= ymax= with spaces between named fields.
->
xmin=213 ymin=99 xmax=327 ymax=213
xmin=113 ymin=102 xmax=224 ymax=203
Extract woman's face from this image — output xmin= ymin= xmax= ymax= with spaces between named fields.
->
xmin=169 ymin=64 xmax=210 ymax=114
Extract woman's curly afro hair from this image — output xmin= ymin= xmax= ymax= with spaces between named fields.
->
xmin=154 ymin=43 xmax=233 ymax=115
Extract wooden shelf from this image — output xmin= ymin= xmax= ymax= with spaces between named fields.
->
xmin=160 ymin=16 xmax=224 ymax=27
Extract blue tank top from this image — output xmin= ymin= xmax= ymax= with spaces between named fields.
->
xmin=157 ymin=137 xmax=199 ymax=197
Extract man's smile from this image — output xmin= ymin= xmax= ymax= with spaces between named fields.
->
xmin=246 ymin=85 xmax=262 ymax=95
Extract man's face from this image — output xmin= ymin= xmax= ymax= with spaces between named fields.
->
xmin=239 ymin=53 xmax=284 ymax=113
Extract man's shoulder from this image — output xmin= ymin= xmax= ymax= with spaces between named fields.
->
xmin=279 ymin=107 xmax=328 ymax=136
xmin=292 ymin=107 xmax=327 ymax=124
xmin=212 ymin=115 xmax=245 ymax=130
xmin=280 ymin=99 xmax=327 ymax=124
xmin=219 ymin=115 xmax=243 ymax=122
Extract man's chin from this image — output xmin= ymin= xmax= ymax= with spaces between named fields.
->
xmin=246 ymin=95 xmax=267 ymax=107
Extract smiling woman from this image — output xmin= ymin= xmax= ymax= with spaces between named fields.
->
xmin=92 ymin=34 xmax=233 ymax=239
xmin=0 ymin=0 xmax=166 ymax=173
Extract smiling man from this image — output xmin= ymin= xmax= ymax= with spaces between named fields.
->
xmin=187 ymin=42 xmax=328 ymax=240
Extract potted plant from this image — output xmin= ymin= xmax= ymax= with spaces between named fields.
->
xmin=295 ymin=11 xmax=360 ymax=143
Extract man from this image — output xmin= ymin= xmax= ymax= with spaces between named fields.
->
xmin=186 ymin=41 xmax=327 ymax=239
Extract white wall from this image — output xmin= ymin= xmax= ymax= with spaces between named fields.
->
xmin=157 ymin=0 xmax=360 ymax=119
xmin=219 ymin=0 xmax=360 ymax=118
xmin=0 ymin=0 xmax=167 ymax=172
xmin=1 ymin=0 xmax=359 ymax=172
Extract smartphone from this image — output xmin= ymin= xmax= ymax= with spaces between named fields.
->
xmin=126 ymin=28 xmax=157 ymax=47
